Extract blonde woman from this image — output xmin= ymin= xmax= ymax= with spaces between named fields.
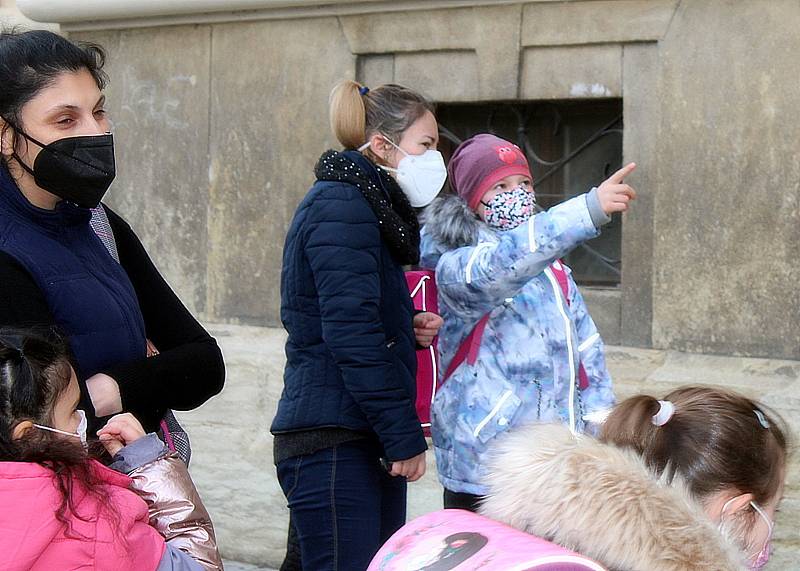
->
xmin=271 ymin=81 xmax=445 ymax=570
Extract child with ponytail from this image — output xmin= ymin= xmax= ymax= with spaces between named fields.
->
xmin=0 ymin=330 xmax=221 ymax=571
xmin=481 ymin=386 xmax=788 ymax=570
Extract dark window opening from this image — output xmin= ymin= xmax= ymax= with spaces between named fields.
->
xmin=436 ymin=100 xmax=623 ymax=286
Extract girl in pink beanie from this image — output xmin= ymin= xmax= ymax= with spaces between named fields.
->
xmin=419 ymin=133 xmax=636 ymax=511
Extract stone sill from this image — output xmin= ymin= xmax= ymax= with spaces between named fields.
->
xmin=18 ymin=0 xmax=525 ymax=31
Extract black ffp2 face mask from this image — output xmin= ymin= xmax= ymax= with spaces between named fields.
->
xmin=10 ymin=127 xmax=116 ymax=209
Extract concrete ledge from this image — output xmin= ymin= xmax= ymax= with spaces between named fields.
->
xmin=521 ymin=44 xmax=622 ymax=99
xmin=0 ymin=1 xmax=58 ymax=29
xmin=17 ymin=0 xmax=376 ymax=23
xmin=19 ymin=0 xmax=522 ymax=31
xmin=521 ymin=0 xmax=679 ymax=46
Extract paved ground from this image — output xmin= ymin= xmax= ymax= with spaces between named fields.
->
xmin=223 ymin=561 xmax=277 ymax=571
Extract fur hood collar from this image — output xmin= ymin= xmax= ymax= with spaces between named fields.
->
xmin=421 ymin=193 xmax=494 ymax=250
xmin=479 ymin=424 xmax=747 ymax=571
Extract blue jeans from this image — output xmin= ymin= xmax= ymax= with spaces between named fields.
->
xmin=276 ymin=439 xmax=408 ymax=571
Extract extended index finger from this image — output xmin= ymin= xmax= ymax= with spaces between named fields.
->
xmin=608 ymin=162 xmax=636 ymax=184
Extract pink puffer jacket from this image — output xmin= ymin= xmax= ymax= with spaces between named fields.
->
xmin=0 ymin=443 xmax=221 ymax=571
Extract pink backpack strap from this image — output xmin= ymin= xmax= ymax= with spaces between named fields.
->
xmin=550 ymin=260 xmax=590 ymax=390
xmin=443 ymin=314 xmax=490 ymax=381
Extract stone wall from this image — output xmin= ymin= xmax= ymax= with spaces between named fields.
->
xmin=63 ymin=0 xmax=800 ymax=359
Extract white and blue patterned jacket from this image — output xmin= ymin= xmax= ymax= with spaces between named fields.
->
xmin=419 ymin=192 xmax=616 ymax=495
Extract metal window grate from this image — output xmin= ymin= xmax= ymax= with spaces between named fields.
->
xmin=436 ymin=100 xmax=623 ymax=286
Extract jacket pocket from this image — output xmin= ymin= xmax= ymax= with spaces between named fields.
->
xmin=472 ymin=389 xmax=522 ymax=444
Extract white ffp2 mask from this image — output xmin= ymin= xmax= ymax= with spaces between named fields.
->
xmin=361 ymin=138 xmax=447 ymax=207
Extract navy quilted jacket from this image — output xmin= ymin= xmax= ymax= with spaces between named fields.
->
xmin=271 ymin=151 xmax=427 ymax=462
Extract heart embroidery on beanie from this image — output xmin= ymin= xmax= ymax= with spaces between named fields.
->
xmin=495 ymin=145 xmax=523 ymax=165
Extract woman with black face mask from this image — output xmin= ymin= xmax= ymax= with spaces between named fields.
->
xmin=0 ymin=31 xmax=224 ymax=447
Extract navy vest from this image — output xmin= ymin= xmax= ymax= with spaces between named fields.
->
xmin=0 ymin=165 xmax=146 ymax=378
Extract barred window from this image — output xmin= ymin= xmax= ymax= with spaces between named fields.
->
xmin=436 ymin=100 xmax=623 ymax=286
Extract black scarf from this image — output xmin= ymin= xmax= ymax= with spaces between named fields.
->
xmin=314 ymin=149 xmax=420 ymax=266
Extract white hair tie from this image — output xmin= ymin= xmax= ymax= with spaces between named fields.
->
xmin=651 ymin=400 xmax=675 ymax=427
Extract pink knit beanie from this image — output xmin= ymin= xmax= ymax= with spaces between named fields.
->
xmin=448 ymin=134 xmax=532 ymax=211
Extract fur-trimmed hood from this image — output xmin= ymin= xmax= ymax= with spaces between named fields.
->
xmin=480 ymin=424 xmax=747 ymax=571
xmin=421 ymin=193 xmax=490 ymax=250
xmin=419 ymin=194 xmax=496 ymax=269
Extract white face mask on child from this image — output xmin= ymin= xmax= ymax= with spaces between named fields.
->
xmin=34 ymin=409 xmax=88 ymax=445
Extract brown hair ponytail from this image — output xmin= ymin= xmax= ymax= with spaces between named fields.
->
xmin=329 ymin=79 xmax=434 ymax=151
xmin=601 ymin=387 xmax=788 ymax=506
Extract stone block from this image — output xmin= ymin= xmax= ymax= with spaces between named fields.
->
xmin=520 ymin=44 xmax=622 ymax=100
xmin=473 ymin=4 xmax=522 ymax=100
xmin=70 ymin=26 xmax=212 ymax=315
xmin=620 ymin=43 xmax=660 ymax=347
xmin=340 ymin=7 xmax=474 ymax=54
xmin=651 ymin=0 xmax=800 ymax=359
xmin=206 ymin=17 xmax=355 ymax=325
xmin=522 ymin=0 xmax=679 ymax=46
xmin=394 ymin=51 xmax=479 ymax=103
xmin=357 ymin=54 xmax=394 ymax=87
xmin=581 ymin=287 xmax=621 ymax=345
xmin=344 ymin=5 xmax=524 ymax=102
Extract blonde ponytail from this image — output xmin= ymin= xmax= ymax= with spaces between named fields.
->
xmin=329 ymin=80 xmax=367 ymax=150
xmin=328 ymin=80 xmax=435 ymax=152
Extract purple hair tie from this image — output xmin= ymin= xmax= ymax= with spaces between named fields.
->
xmin=359 ymin=86 xmax=370 ymax=96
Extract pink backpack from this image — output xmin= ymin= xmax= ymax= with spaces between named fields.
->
xmin=406 ymin=270 xmax=439 ymax=436
xmin=368 ymin=509 xmax=607 ymax=570
xmin=406 ymin=261 xmax=589 ymax=437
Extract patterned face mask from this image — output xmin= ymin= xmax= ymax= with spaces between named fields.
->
xmin=481 ymin=185 xmax=536 ymax=231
